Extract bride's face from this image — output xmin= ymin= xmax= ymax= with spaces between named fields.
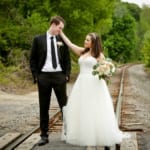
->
xmin=84 ymin=35 xmax=92 ymax=48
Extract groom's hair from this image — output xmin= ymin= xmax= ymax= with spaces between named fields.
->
xmin=50 ymin=16 xmax=65 ymax=25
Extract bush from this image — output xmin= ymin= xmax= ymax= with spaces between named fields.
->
xmin=142 ymin=31 xmax=150 ymax=67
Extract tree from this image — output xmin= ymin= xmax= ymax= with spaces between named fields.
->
xmin=51 ymin=0 xmax=116 ymax=43
xmin=122 ymin=2 xmax=141 ymax=21
xmin=141 ymin=31 xmax=150 ymax=67
xmin=138 ymin=6 xmax=150 ymax=55
xmin=104 ymin=3 xmax=136 ymax=63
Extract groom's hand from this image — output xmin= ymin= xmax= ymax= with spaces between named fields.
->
xmin=66 ymin=76 xmax=70 ymax=82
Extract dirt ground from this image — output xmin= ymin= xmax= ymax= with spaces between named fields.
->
xmin=123 ymin=64 xmax=150 ymax=150
xmin=0 ymin=83 xmax=73 ymax=136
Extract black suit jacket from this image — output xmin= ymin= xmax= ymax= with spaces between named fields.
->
xmin=30 ymin=33 xmax=71 ymax=83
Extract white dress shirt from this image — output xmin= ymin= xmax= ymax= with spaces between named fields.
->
xmin=42 ymin=32 xmax=62 ymax=72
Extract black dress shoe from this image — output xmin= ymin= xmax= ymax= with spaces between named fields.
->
xmin=38 ymin=137 xmax=49 ymax=146
xmin=116 ymin=144 xmax=120 ymax=150
xmin=104 ymin=146 xmax=110 ymax=150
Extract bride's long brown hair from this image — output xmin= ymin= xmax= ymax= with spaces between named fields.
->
xmin=81 ymin=33 xmax=103 ymax=58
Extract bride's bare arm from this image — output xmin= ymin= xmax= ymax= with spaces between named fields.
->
xmin=60 ymin=31 xmax=84 ymax=56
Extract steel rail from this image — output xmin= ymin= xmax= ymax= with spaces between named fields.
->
xmin=115 ymin=66 xmax=126 ymax=126
xmin=4 ymin=110 xmax=61 ymax=150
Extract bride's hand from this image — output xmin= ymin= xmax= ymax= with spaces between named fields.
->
xmin=59 ymin=31 xmax=84 ymax=56
xmin=59 ymin=30 xmax=63 ymax=36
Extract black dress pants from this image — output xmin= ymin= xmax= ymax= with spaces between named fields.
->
xmin=37 ymin=72 xmax=67 ymax=137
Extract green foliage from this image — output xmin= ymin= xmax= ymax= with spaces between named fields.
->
xmin=0 ymin=57 xmax=5 ymax=70
xmin=140 ymin=6 xmax=150 ymax=32
xmin=7 ymin=48 xmax=28 ymax=67
xmin=25 ymin=13 xmax=48 ymax=44
xmin=104 ymin=4 xmax=137 ymax=63
xmin=138 ymin=6 xmax=150 ymax=54
xmin=141 ymin=31 xmax=150 ymax=67
xmin=53 ymin=0 xmax=116 ymax=44
xmin=140 ymin=7 xmax=150 ymax=67
xmin=0 ymin=0 xmax=150 ymax=85
xmin=122 ymin=2 xmax=141 ymax=21
xmin=0 ymin=0 xmax=116 ymax=69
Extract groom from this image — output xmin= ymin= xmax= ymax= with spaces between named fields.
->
xmin=30 ymin=16 xmax=71 ymax=146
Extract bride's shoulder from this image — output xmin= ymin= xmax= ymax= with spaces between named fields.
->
xmin=97 ymin=53 xmax=105 ymax=61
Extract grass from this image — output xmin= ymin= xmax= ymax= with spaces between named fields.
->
xmin=0 ymin=66 xmax=36 ymax=94
xmin=0 ymin=62 xmax=79 ymax=94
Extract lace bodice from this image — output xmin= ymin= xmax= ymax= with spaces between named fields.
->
xmin=78 ymin=56 xmax=97 ymax=74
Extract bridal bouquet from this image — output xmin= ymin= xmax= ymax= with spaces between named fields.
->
xmin=92 ymin=58 xmax=116 ymax=84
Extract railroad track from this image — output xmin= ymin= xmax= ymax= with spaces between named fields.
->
xmin=0 ymin=64 xmax=139 ymax=150
xmin=0 ymin=108 xmax=61 ymax=150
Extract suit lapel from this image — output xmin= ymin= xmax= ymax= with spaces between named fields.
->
xmin=56 ymin=36 xmax=61 ymax=61
xmin=43 ymin=34 xmax=47 ymax=53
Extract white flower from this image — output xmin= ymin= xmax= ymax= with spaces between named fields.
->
xmin=92 ymin=58 xmax=116 ymax=84
xmin=57 ymin=41 xmax=64 ymax=47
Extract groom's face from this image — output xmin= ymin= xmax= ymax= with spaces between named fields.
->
xmin=51 ymin=22 xmax=64 ymax=35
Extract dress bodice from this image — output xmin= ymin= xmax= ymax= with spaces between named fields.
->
xmin=78 ymin=56 xmax=97 ymax=74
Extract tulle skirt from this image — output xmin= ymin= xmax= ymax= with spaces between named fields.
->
xmin=62 ymin=73 xmax=123 ymax=146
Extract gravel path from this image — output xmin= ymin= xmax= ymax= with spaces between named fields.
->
xmin=0 ymin=91 xmax=39 ymax=136
xmin=124 ymin=64 xmax=150 ymax=150
xmin=0 ymin=84 xmax=73 ymax=136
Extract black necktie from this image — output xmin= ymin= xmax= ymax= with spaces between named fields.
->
xmin=51 ymin=36 xmax=57 ymax=69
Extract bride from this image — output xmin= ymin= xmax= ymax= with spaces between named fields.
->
xmin=60 ymin=31 xmax=124 ymax=150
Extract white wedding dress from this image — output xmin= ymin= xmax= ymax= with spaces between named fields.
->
xmin=62 ymin=56 xmax=124 ymax=146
